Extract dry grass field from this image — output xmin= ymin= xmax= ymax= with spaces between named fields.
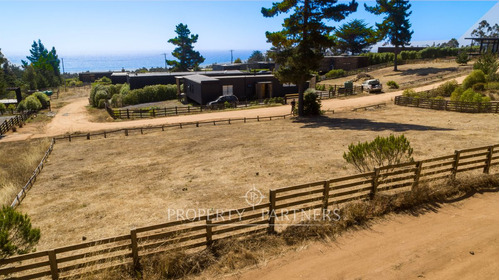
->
xmin=16 ymin=103 xmax=498 ymax=251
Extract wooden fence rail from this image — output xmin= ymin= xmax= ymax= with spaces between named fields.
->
xmin=10 ymin=138 xmax=56 ymax=208
xmin=0 ymin=111 xmax=35 ymax=136
xmin=394 ymin=96 xmax=500 ymax=113
xmin=1 ymin=144 xmax=498 ymax=279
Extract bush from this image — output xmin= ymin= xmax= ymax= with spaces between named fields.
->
xmin=472 ymin=83 xmax=486 ymax=92
xmin=386 ymin=81 xmax=399 ymax=89
xmin=0 ymin=206 xmax=41 ymax=259
xmin=325 ymin=69 xmax=346 ymax=79
xmin=110 ymin=94 xmax=123 ymax=108
xmin=343 ymin=134 xmax=414 ymax=173
xmin=94 ymin=76 xmax=112 ymax=85
xmin=24 ymin=95 xmax=42 ymax=111
xmin=462 ymin=70 xmax=487 ymax=89
xmin=121 ymin=85 xmax=177 ymax=106
xmin=32 ymin=92 xmax=50 ymax=109
xmin=473 ymin=52 xmax=499 ymax=82
xmin=450 ymin=87 xmax=465 ymax=101
xmin=402 ymin=89 xmax=418 ymax=98
xmin=303 ymin=89 xmax=321 ymax=116
xmin=89 ymin=84 xmax=105 ymax=107
xmin=455 ymin=51 xmax=470 ymax=65
xmin=93 ymin=89 xmax=108 ymax=108
xmin=433 ymin=80 xmax=459 ymax=97
xmin=458 ymin=88 xmax=490 ymax=103
xmin=400 ymin=50 xmax=419 ymax=60
xmin=0 ymin=103 xmax=5 ymax=114
xmin=16 ymin=100 xmax=26 ymax=111
xmin=120 ymin=83 xmax=130 ymax=95
xmin=7 ymin=104 xmax=16 ymax=113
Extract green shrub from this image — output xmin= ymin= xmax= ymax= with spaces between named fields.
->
xmin=0 ymin=103 xmax=6 ymax=114
xmin=458 ymin=88 xmax=490 ymax=103
xmin=462 ymin=70 xmax=487 ymax=89
xmin=97 ymin=99 xmax=107 ymax=109
xmin=386 ymin=81 xmax=399 ymax=89
xmin=473 ymin=52 xmax=499 ymax=82
xmin=472 ymin=83 xmax=486 ymax=92
xmin=122 ymin=90 xmax=140 ymax=105
xmin=455 ymin=51 xmax=470 ymax=65
xmin=24 ymin=95 xmax=42 ymax=111
xmin=66 ymin=78 xmax=83 ymax=87
xmin=433 ymin=80 xmax=459 ymax=97
xmin=487 ymin=82 xmax=499 ymax=91
xmin=7 ymin=104 xmax=16 ymax=113
xmin=303 ymin=89 xmax=321 ymax=116
xmin=325 ymin=69 xmax=346 ymax=79
xmin=110 ymin=94 xmax=122 ymax=108
xmin=450 ymin=87 xmax=465 ymax=101
xmin=32 ymin=92 xmax=50 ymax=109
xmin=224 ymin=101 xmax=232 ymax=109
xmin=89 ymin=84 xmax=105 ymax=107
xmin=93 ymin=89 xmax=108 ymax=108
xmin=120 ymin=83 xmax=130 ymax=95
xmin=402 ymin=88 xmax=417 ymax=98
xmin=360 ymin=52 xmax=395 ymax=65
xmin=400 ymin=50 xmax=419 ymax=60
xmin=0 ymin=206 xmax=41 ymax=259
xmin=343 ymin=134 xmax=414 ymax=173
xmin=94 ymin=76 xmax=112 ymax=85
xmin=16 ymin=100 xmax=26 ymax=111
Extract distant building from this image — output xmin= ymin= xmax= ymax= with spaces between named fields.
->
xmin=177 ymin=74 xmax=299 ymax=105
xmin=78 ymin=72 xmax=113 ymax=83
xmin=465 ymin=37 xmax=499 ymax=55
xmin=211 ymin=62 xmax=275 ymax=71
xmin=318 ymin=56 xmax=369 ymax=73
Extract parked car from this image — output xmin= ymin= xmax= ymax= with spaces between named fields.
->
xmin=207 ymin=95 xmax=239 ymax=107
xmin=361 ymin=79 xmax=383 ymax=93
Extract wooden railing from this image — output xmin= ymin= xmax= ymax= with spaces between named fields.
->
xmin=394 ymin=96 xmax=500 ymax=113
xmin=1 ymin=144 xmax=497 ymax=279
xmin=0 ymin=111 xmax=34 ymax=136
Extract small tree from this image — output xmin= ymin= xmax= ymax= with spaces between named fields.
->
xmin=233 ymin=58 xmax=242 ymax=64
xmin=455 ymin=51 xmax=470 ymax=65
xmin=343 ymin=134 xmax=414 ymax=173
xmin=473 ymin=52 xmax=499 ymax=82
xmin=1 ymin=206 xmax=41 ymax=260
xmin=334 ymin=19 xmax=377 ymax=55
xmin=247 ymin=50 xmax=265 ymax=63
xmin=303 ymin=89 xmax=321 ymax=116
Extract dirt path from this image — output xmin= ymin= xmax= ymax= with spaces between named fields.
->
xmin=224 ymin=192 xmax=498 ymax=280
xmin=1 ymin=75 xmax=467 ymax=142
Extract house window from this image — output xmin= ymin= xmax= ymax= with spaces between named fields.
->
xmin=222 ymin=85 xmax=233 ymax=96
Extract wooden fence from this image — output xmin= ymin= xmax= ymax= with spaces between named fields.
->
xmin=394 ymin=96 xmax=500 ymax=114
xmin=0 ymin=111 xmax=34 ymax=136
xmin=52 ymin=114 xmax=291 ymax=142
xmin=10 ymin=138 xmax=56 ymax=209
xmin=1 ymin=144 xmax=497 ymax=279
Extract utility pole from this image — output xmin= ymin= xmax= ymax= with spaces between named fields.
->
xmin=61 ymin=58 xmax=65 ymax=74
xmin=162 ymin=53 xmax=167 ymax=70
xmin=230 ymin=50 xmax=233 ymax=64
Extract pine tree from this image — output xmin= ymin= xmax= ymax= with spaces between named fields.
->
xmin=335 ymin=19 xmax=377 ymax=55
xmin=262 ymin=0 xmax=357 ymax=116
xmin=166 ymin=24 xmax=205 ymax=72
xmin=21 ymin=40 xmax=62 ymax=89
xmin=365 ymin=0 xmax=413 ymax=71
xmin=247 ymin=50 xmax=265 ymax=63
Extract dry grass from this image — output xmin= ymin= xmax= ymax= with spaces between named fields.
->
xmin=15 ymin=104 xmax=498 ymax=250
xmin=0 ymin=138 xmax=51 ymax=206
xmin=320 ymin=60 xmax=473 ymax=92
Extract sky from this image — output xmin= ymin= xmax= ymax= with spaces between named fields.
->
xmin=0 ymin=0 xmax=498 ymax=59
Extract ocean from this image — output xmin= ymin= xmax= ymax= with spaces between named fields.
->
xmin=7 ymin=50 xmax=260 ymax=74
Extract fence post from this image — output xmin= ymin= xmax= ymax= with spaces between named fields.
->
xmin=68 ymin=135 xmax=71 ymax=142
xmin=206 ymin=216 xmax=213 ymax=247
xmin=412 ymin=161 xmax=423 ymax=191
xmin=451 ymin=150 xmax=461 ymax=180
xmin=484 ymin=146 xmax=494 ymax=174
xmin=188 ymin=106 xmax=191 ymax=114
xmin=104 ymin=131 xmax=106 ymax=138
xmin=127 ymin=109 xmax=130 ymax=119
xmin=175 ymin=106 xmax=178 ymax=115
xmin=268 ymin=190 xmax=276 ymax=234
xmin=152 ymin=109 xmax=156 ymax=118
xmin=162 ymin=125 xmax=165 ymax=131
xmin=322 ymin=180 xmax=330 ymax=215
xmin=257 ymin=116 xmax=260 ymax=122
xmin=87 ymin=133 xmax=90 ymax=140
xmin=125 ymin=129 xmax=128 ymax=136
xmin=48 ymin=250 xmax=59 ymax=280
xmin=130 ymin=229 xmax=140 ymax=271
xmin=140 ymin=128 xmax=143 ymax=134
xmin=244 ymin=117 xmax=246 ymax=123
xmin=228 ymin=119 xmax=231 ymax=125
xmin=371 ymin=168 xmax=380 ymax=199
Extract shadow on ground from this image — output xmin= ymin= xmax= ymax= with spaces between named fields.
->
xmin=294 ymin=116 xmax=453 ymax=132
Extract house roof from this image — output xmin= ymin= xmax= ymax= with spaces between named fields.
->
xmin=183 ymin=74 xmax=220 ymax=83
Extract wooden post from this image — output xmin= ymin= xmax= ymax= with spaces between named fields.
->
xmin=451 ymin=150 xmax=461 ymax=180
xmin=125 ymin=129 xmax=128 ymax=136
xmin=161 ymin=125 xmax=164 ymax=131
xmin=175 ymin=106 xmax=178 ymax=115
xmin=412 ymin=161 xmax=423 ymax=191
xmin=127 ymin=109 xmax=130 ymax=119
xmin=87 ymin=133 xmax=90 ymax=140
xmin=200 ymin=106 xmax=203 ymax=112
xmin=371 ymin=168 xmax=380 ymax=199
xmin=140 ymin=128 xmax=143 ymax=134
xmin=130 ymin=229 xmax=140 ymax=271
xmin=139 ymin=110 xmax=142 ymax=118
xmin=188 ymin=106 xmax=191 ymax=113
xmin=257 ymin=116 xmax=260 ymax=122
xmin=206 ymin=216 xmax=213 ymax=247
xmin=68 ymin=135 xmax=71 ymax=142
xmin=196 ymin=122 xmax=199 ymax=127
xmin=228 ymin=119 xmax=231 ymax=124
xmin=164 ymin=108 xmax=167 ymax=116
xmin=152 ymin=109 xmax=156 ymax=118
xmin=104 ymin=131 xmax=106 ymax=138
xmin=322 ymin=180 xmax=330 ymax=215
xmin=484 ymin=146 xmax=494 ymax=174
xmin=179 ymin=123 xmax=183 ymax=129
xmin=244 ymin=117 xmax=246 ymax=123
xmin=48 ymin=250 xmax=59 ymax=280
xmin=268 ymin=190 xmax=276 ymax=234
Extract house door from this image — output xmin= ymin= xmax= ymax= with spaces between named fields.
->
xmin=256 ymin=82 xmax=273 ymax=99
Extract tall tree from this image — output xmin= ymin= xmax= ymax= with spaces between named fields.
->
xmin=166 ymin=23 xmax=205 ymax=71
xmin=22 ymin=40 xmax=62 ymax=89
xmin=440 ymin=38 xmax=459 ymax=48
xmin=365 ymin=0 xmax=413 ymax=71
xmin=262 ymin=0 xmax=357 ymax=116
xmin=247 ymin=50 xmax=266 ymax=63
xmin=471 ymin=20 xmax=499 ymax=38
xmin=335 ymin=19 xmax=377 ymax=55
xmin=0 ymin=50 xmax=6 ymax=96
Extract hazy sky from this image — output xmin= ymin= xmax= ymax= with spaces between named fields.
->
xmin=0 ymin=0 xmax=498 ymax=58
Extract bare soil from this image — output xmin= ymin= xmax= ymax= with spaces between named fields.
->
xmin=17 ymin=103 xmax=498 ymax=250
xmin=219 ymin=192 xmax=498 ymax=280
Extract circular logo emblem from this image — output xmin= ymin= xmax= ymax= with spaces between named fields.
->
xmin=243 ymin=186 xmax=265 ymax=207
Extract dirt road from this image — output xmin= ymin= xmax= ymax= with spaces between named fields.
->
xmin=226 ymin=192 xmax=499 ymax=280
xmin=1 ymin=75 xmax=467 ymax=142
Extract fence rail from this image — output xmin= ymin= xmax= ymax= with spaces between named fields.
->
xmin=1 ymin=144 xmax=498 ymax=279
xmin=0 ymin=111 xmax=34 ymax=136
xmin=394 ymin=96 xmax=500 ymax=113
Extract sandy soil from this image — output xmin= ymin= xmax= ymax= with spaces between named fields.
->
xmin=221 ymin=192 xmax=499 ymax=280
xmin=0 ymin=75 xmax=469 ymax=143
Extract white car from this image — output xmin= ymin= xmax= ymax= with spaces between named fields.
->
xmin=362 ymin=79 xmax=383 ymax=93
